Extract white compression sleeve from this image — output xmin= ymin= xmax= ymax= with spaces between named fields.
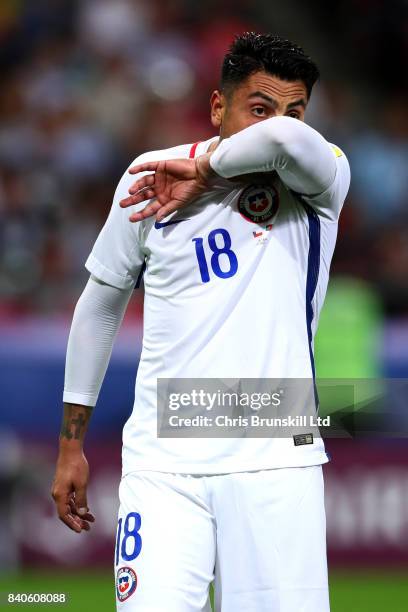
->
xmin=210 ymin=116 xmax=337 ymax=196
xmin=63 ymin=275 xmax=133 ymax=407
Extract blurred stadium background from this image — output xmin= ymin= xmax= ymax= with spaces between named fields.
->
xmin=0 ymin=0 xmax=407 ymax=610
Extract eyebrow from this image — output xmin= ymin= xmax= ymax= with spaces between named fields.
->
xmin=248 ymin=91 xmax=306 ymax=110
xmin=287 ymin=98 xmax=307 ymax=110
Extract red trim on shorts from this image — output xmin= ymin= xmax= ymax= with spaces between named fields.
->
xmin=189 ymin=142 xmax=201 ymax=158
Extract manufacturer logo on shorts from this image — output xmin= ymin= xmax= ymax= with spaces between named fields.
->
xmin=116 ymin=566 xmax=137 ymax=602
xmin=238 ymin=184 xmax=280 ymax=224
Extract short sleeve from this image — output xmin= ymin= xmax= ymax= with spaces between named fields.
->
xmin=301 ymin=145 xmax=351 ymax=221
xmin=85 ymin=160 xmax=146 ymax=290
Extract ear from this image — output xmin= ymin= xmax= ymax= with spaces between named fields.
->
xmin=210 ymin=90 xmax=225 ymax=129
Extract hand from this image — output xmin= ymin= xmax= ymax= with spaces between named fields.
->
xmin=119 ymin=153 xmax=216 ymax=222
xmin=51 ymin=448 xmax=95 ymax=533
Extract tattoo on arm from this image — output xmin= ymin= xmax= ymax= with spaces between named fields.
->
xmin=60 ymin=403 xmax=93 ymax=442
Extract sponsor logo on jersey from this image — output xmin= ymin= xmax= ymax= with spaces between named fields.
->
xmin=116 ymin=566 xmax=137 ymax=602
xmin=238 ymin=184 xmax=280 ymax=224
xmin=154 ymin=218 xmax=189 ymax=229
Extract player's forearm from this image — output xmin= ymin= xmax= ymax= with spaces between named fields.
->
xmin=59 ymin=402 xmax=93 ymax=452
xmin=63 ymin=275 xmax=133 ymax=408
xmin=210 ymin=116 xmax=337 ymax=196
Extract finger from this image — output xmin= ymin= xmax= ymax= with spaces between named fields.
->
xmin=156 ymin=202 xmax=181 ymax=222
xmin=128 ymin=174 xmax=155 ymax=195
xmin=74 ymin=485 xmax=88 ymax=517
xmin=120 ymin=188 xmax=156 ymax=208
xmin=80 ymin=512 xmax=95 ymax=522
xmin=59 ymin=514 xmax=82 ymax=533
xmin=80 ymin=521 xmax=91 ymax=531
xmin=69 ymin=497 xmax=95 ymax=523
xmin=129 ymin=200 xmax=163 ymax=223
xmin=56 ymin=498 xmax=82 ymax=533
xmin=129 ymin=162 xmax=160 ymax=175
xmin=67 ymin=498 xmax=92 ymax=531
xmin=53 ymin=489 xmax=81 ymax=530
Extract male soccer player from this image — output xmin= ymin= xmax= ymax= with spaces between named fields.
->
xmin=52 ymin=33 xmax=350 ymax=611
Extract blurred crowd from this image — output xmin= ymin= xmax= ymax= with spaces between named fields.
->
xmin=0 ymin=0 xmax=407 ymax=317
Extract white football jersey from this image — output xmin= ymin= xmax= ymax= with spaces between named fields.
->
xmin=86 ymin=133 xmax=350 ymax=475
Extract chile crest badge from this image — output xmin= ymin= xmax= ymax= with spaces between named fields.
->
xmin=238 ymin=183 xmax=280 ymax=224
xmin=116 ymin=566 xmax=138 ymax=602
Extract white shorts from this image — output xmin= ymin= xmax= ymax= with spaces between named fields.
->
xmin=114 ymin=465 xmax=329 ymax=612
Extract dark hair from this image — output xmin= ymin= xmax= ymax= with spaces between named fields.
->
xmin=221 ymin=32 xmax=319 ymax=98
